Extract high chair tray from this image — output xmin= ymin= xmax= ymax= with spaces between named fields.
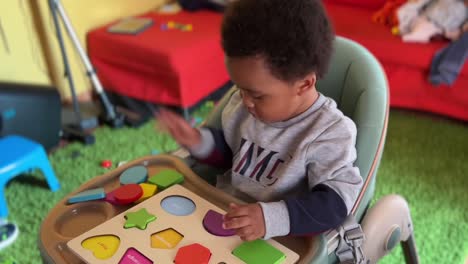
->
xmin=39 ymin=155 xmax=319 ymax=263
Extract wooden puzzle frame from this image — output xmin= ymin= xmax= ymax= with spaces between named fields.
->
xmin=39 ymin=155 xmax=319 ymax=264
xmin=67 ymin=184 xmax=299 ymax=263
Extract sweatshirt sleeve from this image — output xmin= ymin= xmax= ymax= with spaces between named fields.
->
xmin=258 ymin=201 xmax=291 ymax=239
xmin=188 ymin=127 xmax=232 ymax=169
xmin=284 ymin=118 xmax=363 ymax=236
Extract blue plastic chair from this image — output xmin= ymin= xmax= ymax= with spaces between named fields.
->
xmin=0 ymin=135 xmax=60 ymax=217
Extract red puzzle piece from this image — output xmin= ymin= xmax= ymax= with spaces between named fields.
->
xmin=174 ymin=243 xmax=211 ymax=264
xmin=110 ymin=184 xmax=143 ymax=205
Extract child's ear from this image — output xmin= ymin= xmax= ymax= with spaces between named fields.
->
xmin=296 ymin=72 xmax=317 ymax=95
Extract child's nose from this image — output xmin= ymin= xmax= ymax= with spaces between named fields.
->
xmin=242 ymin=96 xmax=255 ymax=108
xmin=240 ymin=92 xmax=255 ymax=108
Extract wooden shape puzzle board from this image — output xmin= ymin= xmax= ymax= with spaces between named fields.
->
xmin=67 ymin=184 xmax=300 ymax=264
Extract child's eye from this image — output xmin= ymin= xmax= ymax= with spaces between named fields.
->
xmin=253 ymin=95 xmax=264 ymax=100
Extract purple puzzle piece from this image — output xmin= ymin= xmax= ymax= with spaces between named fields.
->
xmin=104 ymin=189 xmax=120 ymax=205
xmin=202 ymin=209 xmax=236 ymax=237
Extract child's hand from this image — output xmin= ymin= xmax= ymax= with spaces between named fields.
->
xmin=155 ymin=108 xmax=201 ymax=148
xmin=223 ymin=203 xmax=266 ymax=241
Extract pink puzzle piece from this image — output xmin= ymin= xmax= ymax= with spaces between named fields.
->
xmin=119 ymin=248 xmax=152 ymax=264
xmin=105 ymin=190 xmax=119 ymax=205
xmin=202 ymin=209 xmax=235 ymax=237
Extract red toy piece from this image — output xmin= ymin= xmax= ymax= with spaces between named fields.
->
xmin=113 ymin=184 xmax=143 ymax=205
xmin=101 ymin=160 xmax=112 ymax=168
xmin=174 ymin=243 xmax=211 ymax=264
xmin=372 ymin=0 xmax=407 ymax=29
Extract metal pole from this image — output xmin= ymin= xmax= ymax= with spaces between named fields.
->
xmin=48 ymin=0 xmax=83 ymax=124
xmin=50 ymin=0 xmax=117 ymax=120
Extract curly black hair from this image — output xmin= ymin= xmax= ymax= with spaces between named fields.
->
xmin=221 ymin=0 xmax=334 ymax=82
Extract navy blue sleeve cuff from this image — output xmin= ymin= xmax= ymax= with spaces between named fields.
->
xmin=285 ymin=184 xmax=348 ymax=236
xmin=193 ymin=126 xmax=232 ymax=169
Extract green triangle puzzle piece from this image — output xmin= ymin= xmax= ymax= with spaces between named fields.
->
xmin=232 ymin=239 xmax=286 ymax=264
xmin=148 ymin=170 xmax=184 ymax=190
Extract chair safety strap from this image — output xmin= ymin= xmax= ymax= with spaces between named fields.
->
xmin=335 ymin=215 xmax=367 ymax=264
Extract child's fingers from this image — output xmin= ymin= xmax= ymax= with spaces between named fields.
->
xmin=155 ymin=113 xmax=174 ymax=134
xmin=159 ymin=108 xmax=186 ymax=123
xmin=158 ymin=111 xmax=180 ymax=134
xmin=225 ymin=204 xmax=249 ymax=219
xmin=155 ymin=111 xmax=170 ymax=129
xmin=236 ymin=226 xmax=254 ymax=240
xmin=240 ymin=233 xmax=258 ymax=242
xmin=171 ymin=126 xmax=190 ymax=143
xmin=155 ymin=108 xmax=200 ymax=147
xmin=155 ymin=122 xmax=169 ymax=133
xmin=223 ymin=215 xmax=251 ymax=229
xmin=158 ymin=109 xmax=192 ymax=133
xmin=156 ymin=108 xmax=177 ymax=127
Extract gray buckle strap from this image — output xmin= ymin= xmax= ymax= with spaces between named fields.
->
xmin=336 ymin=215 xmax=367 ymax=264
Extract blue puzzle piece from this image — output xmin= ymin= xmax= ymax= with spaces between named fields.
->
xmin=68 ymin=188 xmax=106 ymax=204
xmin=120 ymin=166 xmax=148 ymax=185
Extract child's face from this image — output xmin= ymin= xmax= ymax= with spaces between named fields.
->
xmin=226 ymin=56 xmax=315 ymax=123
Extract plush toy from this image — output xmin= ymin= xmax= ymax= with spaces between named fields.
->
xmin=372 ymin=0 xmax=408 ymax=33
xmin=445 ymin=1 xmax=468 ymax=40
xmin=397 ymin=0 xmax=467 ymax=43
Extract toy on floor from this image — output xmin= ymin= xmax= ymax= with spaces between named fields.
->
xmin=0 ymin=219 xmax=18 ymax=251
xmin=101 ymin=160 xmax=113 ymax=169
xmin=67 ymin=184 xmax=298 ymax=263
xmin=118 ymin=161 xmax=128 ymax=167
xmin=396 ymin=0 xmax=467 ymax=43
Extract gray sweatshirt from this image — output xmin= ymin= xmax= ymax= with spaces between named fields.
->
xmin=190 ymin=90 xmax=363 ymax=239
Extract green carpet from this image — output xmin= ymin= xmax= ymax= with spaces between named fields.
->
xmin=1 ymin=107 xmax=467 ymax=264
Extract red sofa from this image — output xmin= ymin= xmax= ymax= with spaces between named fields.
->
xmin=324 ymin=0 xmax=468 ymax=121
xmin=88 ymin=11 xmax=229 ymax=109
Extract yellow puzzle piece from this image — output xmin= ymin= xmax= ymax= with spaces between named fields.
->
xmin=81 ymin=235 xmax=120 ymax=260
xmin=136 ymin=183 xmax=158 ymax=203
xmin=151 ymin=228 xmax=183 ymax=249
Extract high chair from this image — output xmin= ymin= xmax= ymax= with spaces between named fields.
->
xmin=179 ymin=36 xmax=420 ymax=264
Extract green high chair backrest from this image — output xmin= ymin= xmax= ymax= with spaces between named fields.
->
xmin=315 ymin=37 xmax=389 ymax=220
xmin=204 ymin=36 xmax=389 ymax=221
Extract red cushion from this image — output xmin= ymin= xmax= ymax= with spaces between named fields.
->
xmin=324 ymin=2 xmax=468 ymax=121
xmin=383 ymin=63 xmax=468 ymax=121
xmin=324 ymin=0 xmax=385 ymax=10
xmin=87 ymin=11 xmax=229 ymax=108
xmin=325 ymin=4 xmax=468 ymax=77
